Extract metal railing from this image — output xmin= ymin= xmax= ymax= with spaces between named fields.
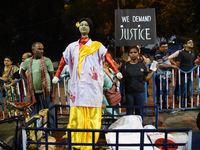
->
xmin=21 ymin=105 xmax=192 ymax=150
xmin=152 ymin=65 xmax=200 ymax=111
xmin=1 ymin=64 xmax=200 ymax=119
xmin=0 ymin=78 xmax=27 ymax=118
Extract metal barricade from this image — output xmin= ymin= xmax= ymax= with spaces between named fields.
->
xmin=1 ymin=65 xmax=200 ymax=118
xmin=0 ymin=78 xmax=27 ymax=119
xmin=152 ymin=65 xmax=200 ymax=111
xmin=21 ymin=105 xmax=192 ymax=150
xmin=56 ymin=74 xmax=70 ymax=117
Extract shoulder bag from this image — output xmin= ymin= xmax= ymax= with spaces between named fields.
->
xmin=104 ymin=70 xmax=121 ymax=106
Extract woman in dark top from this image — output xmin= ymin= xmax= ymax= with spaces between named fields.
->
xmin=120 ymin=46 xmax=158 ymax=115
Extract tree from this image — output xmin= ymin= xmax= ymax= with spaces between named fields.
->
xmin=155 ymin=0 xmax=196 ymax=42
xmin=1 ymin=0 xmax=200 ymax=64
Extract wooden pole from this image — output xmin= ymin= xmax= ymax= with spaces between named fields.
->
xmin=117 ymin=0 xmax=120 ymax=9
xmin=115 ymin=0 xmax=120 ymax=60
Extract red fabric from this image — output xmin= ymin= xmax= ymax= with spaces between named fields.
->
xmin=55 ymin=56 xmax=66 ymax=78
xmin=79 ymin=37 xmax=89 ymax=49
xmin=26 ymin=57 xmax=36 ymax=104
xmin=40 ymin=57 xmax=50 ymax=100
xmin=175 ymin=69 xmax=177 ymax=75
xmin=105 ymin=52 xmax=119 ymax=74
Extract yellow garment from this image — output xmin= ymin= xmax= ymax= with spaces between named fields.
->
xmin=78 ymin=41 xmax=102 ymax=78
xmin=67 ymin=106 xmax=102 ymax=150
xmin=1 ymin=65 xmax=19 ymax=116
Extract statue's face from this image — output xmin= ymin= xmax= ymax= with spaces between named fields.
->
xmin=79 ymin=21 xmax=90 ymax=37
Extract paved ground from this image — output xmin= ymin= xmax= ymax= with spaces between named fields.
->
xmin=158 ymin=109 xmax=199 ymax=130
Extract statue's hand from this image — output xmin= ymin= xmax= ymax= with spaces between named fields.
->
xmin=116 ymin=72 xmax=123 ymax=79
xmin=52 ymin=76 xmax=59 ymax=84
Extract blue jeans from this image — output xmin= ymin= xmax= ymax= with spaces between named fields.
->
xmin=181 ymin=76 xmax=191 ymax=106
xmin=31 ymin=93 xmax=55 ymax=128
xmin=125 ymin=92 xmax=145 ymax=115
xmin=155 ymin=77 xmax=170 ymax=107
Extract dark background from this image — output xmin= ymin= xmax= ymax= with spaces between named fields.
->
xmin=1 ymin=0 xmax=200 ymax=65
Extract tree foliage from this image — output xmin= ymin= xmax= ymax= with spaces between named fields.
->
xmin=0 ymin=0 xmax=200 ymax=64
xmin=155 ymin=0 xmax=196 ymax=41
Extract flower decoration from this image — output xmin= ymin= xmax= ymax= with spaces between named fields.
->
xmin=76 ymin=22 xmax=80 ymax=28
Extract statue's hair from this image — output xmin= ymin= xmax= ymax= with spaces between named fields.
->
xmin=76 ymin=18 xmax=93 ymax=39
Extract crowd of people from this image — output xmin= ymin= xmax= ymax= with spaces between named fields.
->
xmin=0 ymin=17 xmax=199 ymax=149
xmin=118 ymin=38 xmax=196 ymax=110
